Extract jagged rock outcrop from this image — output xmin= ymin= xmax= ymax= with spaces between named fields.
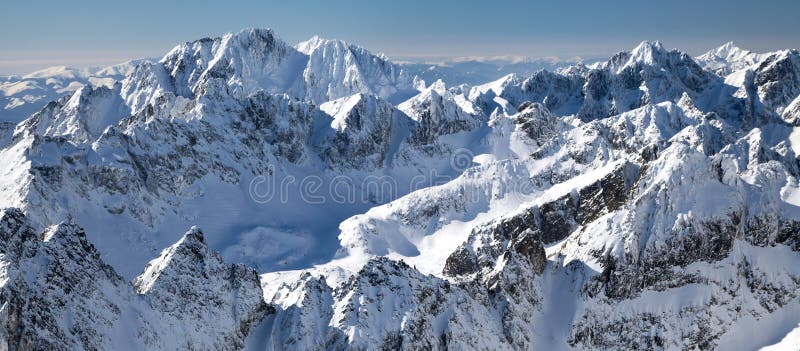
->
xmin=443 ymin=161 xmax=638 ymax=277
xmin=316 ymin=93 xmax=414 ymax=169
xmin=753 ymin=50 xmax=800 ymax=115
xmin=262 ymin=256 xmax=546 ymax=350
xmin=0 ymin=210 xmax=270 ymax=350
xmin=0 ymin=209 xmax=130 ymax=351
xmin=400 ymin=80 xmax=486 ymax=145
xmin=133 ymin=227 xmax=268 ymax=350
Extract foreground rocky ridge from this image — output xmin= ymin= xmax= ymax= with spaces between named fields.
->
xmin=0 ymin=210 xmax=266 ymax=350
xmin=1 ymin=29 xmax=800 ymax=350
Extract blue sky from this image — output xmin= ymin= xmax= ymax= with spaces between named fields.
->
xmin=1 ymin=0 xmax=799 ymax=74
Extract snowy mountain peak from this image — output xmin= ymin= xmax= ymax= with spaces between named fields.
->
xmin=625 ymin=40 xmax=668 ymax=66
xmin=319 ymin=92 xmax=371 ymax=129
xmin=718 ymin=40 xmax=738 ymax=50
xmin=158 ymin=27 xmax=307 ymax=100
xmin=632 ymin=40 xmax=665 ymax=53
xmin=696 ymin=41 xmax=771 ymax=76
xmin=299 ymin=33 xmax=417 ymax=103
xmin=218 ymin=28 xmax=283 ymax=54
xmin=596 ymin=40 xmax=684 ymax=74
xmin=183 ymin=225 xmax=205 ymax=244
xmin=295 ymin=35 xmax=349 ymax=55
xmin=168 ymin=226 xmax=207 ymax=253
xmin=699 ymin=41 xmax=752 ymax=61
xmin=427 ymin=78 xmax=448 ymax=94
xmin=164 ymin=28 xmax=279 ymax=60
xmin=469 ymin=73 xmax=519 ymax=98
xmin=133 ymin=226 xmax=213 ymax=294
xmin=17 ymin=83 xmax=130 ymax=141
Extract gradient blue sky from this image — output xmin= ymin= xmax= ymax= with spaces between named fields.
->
xmin=1 ymin=0 xmax=799 ymax=74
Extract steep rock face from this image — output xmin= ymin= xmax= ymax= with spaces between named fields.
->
xmin=782 ymin=94 xmax=800 ymax=125
xmin=133 ymin=227 xmax=268 ymax=350
xmin=713 ymin=49 xmax=800 ymax=128
xmin=752 ymin=50 xmax=800 ymax=115
xmin=8 ymin=89 xmax=316 ymax=228
xmin=297 ymin=36 xmax=416 ymax=103
xmin=569 ymin=243 xmax=800 ymax=350
xmin=0 ymin=209 xmax=270 ymax=351
xmin=400 ymin=80 xmax=486 ymax=145
xmin=120 ymin=60 xmax=175 ymax=114
xmin=262 ymin=257 xmax=546 ymax=350
xmin=0 ymin=209 xmax=131 ymax=351
xmin=558 ymin=128 xmax=800 ymax=349
xmin=259 ymin=273 xmax=342 ymax=350
xmin=512 ymin=101 xmax=566 ymax=150
xmin=443 ymin=161 xmax=638 ymax=278
xmin=0 ymin=122 xmax=13 ymax=148
xmin=317 ymin=93 xmax=414 ymax=170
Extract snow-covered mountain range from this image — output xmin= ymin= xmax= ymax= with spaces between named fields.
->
xmin=1 ymin=29 xmax=800 ymax=350
xmin=0 ymin=61 xmax=147 ymax=124
xmin=399 ymin=56 xmax=600 ymax=87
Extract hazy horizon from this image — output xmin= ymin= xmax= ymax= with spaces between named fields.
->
xmin=2 ymin=0 xmax=799 ymax=75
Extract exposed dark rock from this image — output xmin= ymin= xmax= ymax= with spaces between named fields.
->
xmin=510 ymin=231 xmax=547 ymax=275
xmin=576 ymin=161 xmax=640 ymax=225
xmin=443 ymin=245 xmax=479 ymax=276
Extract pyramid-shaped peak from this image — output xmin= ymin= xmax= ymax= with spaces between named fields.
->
xmin=182 ymin=226 xmax=205 ymax=244
xmin=132 ymin=226 xmax=215 ymax=294
xmin=633 ymin=40 xmax=665 ymax=51
xmin=718 ymin=41 xmax=738 ymax=51
xmin=629 ymin=40 xmax=668 ymax=63
xmin=427 ymin=79 xmax=447 ymax=94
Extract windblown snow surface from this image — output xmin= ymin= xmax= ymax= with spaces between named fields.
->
xmin=1 ymin=30 xmax=800 ymax=350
